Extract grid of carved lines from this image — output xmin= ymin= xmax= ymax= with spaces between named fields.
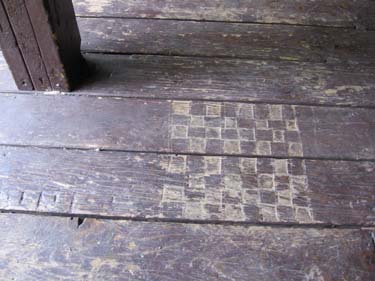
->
xmin=162 ymin=156 xmax=315 ymax=223
xmin=170 ymin=101 xmax=303 ymax=156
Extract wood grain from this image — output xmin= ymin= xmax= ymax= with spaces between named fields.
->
xmin=72 ymin=0 xmax=375 ymax=29
xmin=3 ymin=52 xmax=375 ymax=108
xmin=0 ymin=2 xmax=33 ymax=90
xmin=2 ymin=0 xmax=51 ymax=91
xmin=0 ymin=146 xmax=374 ymax=225
xmin=0 ymin=94 xmax=374 ymax=160
xmin=0 ymin=213 xmax=374 ymax=280
xmin=25 ymin=0 xmax=86 ymax=91
xmin=77 ymin=18 xmax=375 ymax=64
xmin=80 ymin=53 xmax=375 ymax=107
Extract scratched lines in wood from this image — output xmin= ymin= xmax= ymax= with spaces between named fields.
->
xmin=169 ymin=101 xmax=304 ymax=157
xmin=4 ymin=146 xmax=375 ymax=224
xmin=0 ymin=214 xmax=375 ymax=280
xmin=0 ymin=94 xmax=374 ymax=160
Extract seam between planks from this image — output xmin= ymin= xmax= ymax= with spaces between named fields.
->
xmin=2 ymin=90 xmax=375 ymax=110
xmin=75 ymin=15 xmax=364 ymax=30
xmin=80 ymin=50 xmax=336 ymax=64
xmin=0 ymin=143 xmax=374 ymax=163
xmin=0 ymin=209 xmax=374 ymax=230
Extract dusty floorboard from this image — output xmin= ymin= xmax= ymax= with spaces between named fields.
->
xmin=79 ymin=54 xmax=375 ymax=107
xmin=0 ymin=146 xmax=374 ymax=225
xmin=0 ymin=213 xmax=374 ymax=281
xmin=77 ymin=18 xmax=375 ymax=64
xmin=3 ymin=52 xmax=375 ymax=107
xmin=72 ymin=0 xmax=375 ymax=29
xmin=0 ymin=94 xmax=374 ymax=160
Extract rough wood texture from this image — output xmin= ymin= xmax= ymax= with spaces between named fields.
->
xmin=0 ymin=213 xmax=374 ymax=280
xmin=73 ymin=0 xmax=375 ymax=29
xmin=0 ymin=0 xmax=85 ymax=91
xmin=0 ymin=2 xmax=33 ymax=90
xmin=0 ymin=94 xmax=374 ymax=160
xmin=2 ymin=0 xmax=51 ymax=90
xmin=3 ymin=52 xmax=375 ymax=108
xmin=78 ymin=18 xmax=375 ymax=64
xmin=25 ymin=0 xmax=86 ymax=91
xmin=0 ymin=146 xmax=374 ymax=225
xmin=80 ymin=54 xmax=375 ymax=107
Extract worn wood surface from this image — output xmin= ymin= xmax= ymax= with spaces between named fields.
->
xmin=80 ymin=54 xmax=375 ymax=107
xmin=0 ymin=1 xmax=374 ymax=277
xmin=0 ymin=213 xmax=374 ymax=281
xmin=3 ymin=52 xmax=375 ymax=108
xmin=77 ymin=18 xmax=375 ymax=64
xmin=73 ymin=0 xmax=375 ymax=29
xmin=2 ymin=0 xmax=51 ymax=91
xmin=0 ymin=146 xmax=374 ymax=225
xmin=0 ymin=94 xmax=373 ymax=160
xmin=0 ymin=0 xmax=85 ymax=91
xmin=25 ymin=0 xmax=85 ymax=91
xmin=0 ymin=2 xmax=33 ymax=90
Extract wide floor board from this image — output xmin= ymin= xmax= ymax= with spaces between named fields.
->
xmin=2 ymin=52 xmax=375 ymax=108
xmin=80 ymin=54 xmax=375 ymax=107
xmin=0 ymin=146 xmax=374 ymax=225
xmin=0 ymin=213 xmax=374 ymax=281
xmin=77 ymin=18 xmax=375 ymax=64
xmin=0 ymin=94 xmax=374 ymax=160
xmin=73 ymin=0 xmax=375 ymax=29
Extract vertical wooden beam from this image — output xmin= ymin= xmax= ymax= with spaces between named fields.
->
xmin=0 ymin=0 xmax=86 ymax=92
xmin=0 ymin=1 xmax=33 ymax=90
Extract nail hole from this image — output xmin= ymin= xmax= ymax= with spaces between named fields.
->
xmin=77 ymin=217 xmax=85 ymax=228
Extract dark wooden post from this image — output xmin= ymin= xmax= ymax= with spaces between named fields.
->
xmin=0 ymin=0 xmax=86 ymax=92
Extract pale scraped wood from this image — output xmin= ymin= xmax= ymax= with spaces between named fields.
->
xmin=0 ymin=94 xmax=374 ymax=160
xmin=80 ymin=53 xmax=375 ymax=107
xmin=72 ymin=0 xmax=375 ymax=29
xmin=0 ymin=213 xmax=374 ymax=281
xmin=0 ymin=51 xmax=17 ymax=91
xmin=0 ymin=146 xmax=374 ymax=225
xmin=77 ymin=18 xmax=375 ymax=64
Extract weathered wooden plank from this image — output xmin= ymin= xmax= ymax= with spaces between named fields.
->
xmin=25 ymin=0 xmax=86 ymax=91
xmin=80 ymin=53 xmax=375 ymax=107
xmin=0 ymin=0 xmax=86 ymax=91
xmin=0 ymin=94 xmax=374 ymax=160
xmin=2 ymin=0 xmax=51 ymax=91
xmin=0 ymin=146 xmax=374 ymax=225
xmin=0 ymin=2 xmax=33 ymax=90
xmin=0 ymin=213 xmax=374 ymax=280
xmin=3 ymin=52 xmax=375 ymax=107
xmin=77 ymin=18 xmax=375 ymax=64
xmin=72 ymin=0 xmax=375 ymax=29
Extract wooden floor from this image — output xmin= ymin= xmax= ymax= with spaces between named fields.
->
xmin=0 ymin=1 xmax=375 ymax=280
